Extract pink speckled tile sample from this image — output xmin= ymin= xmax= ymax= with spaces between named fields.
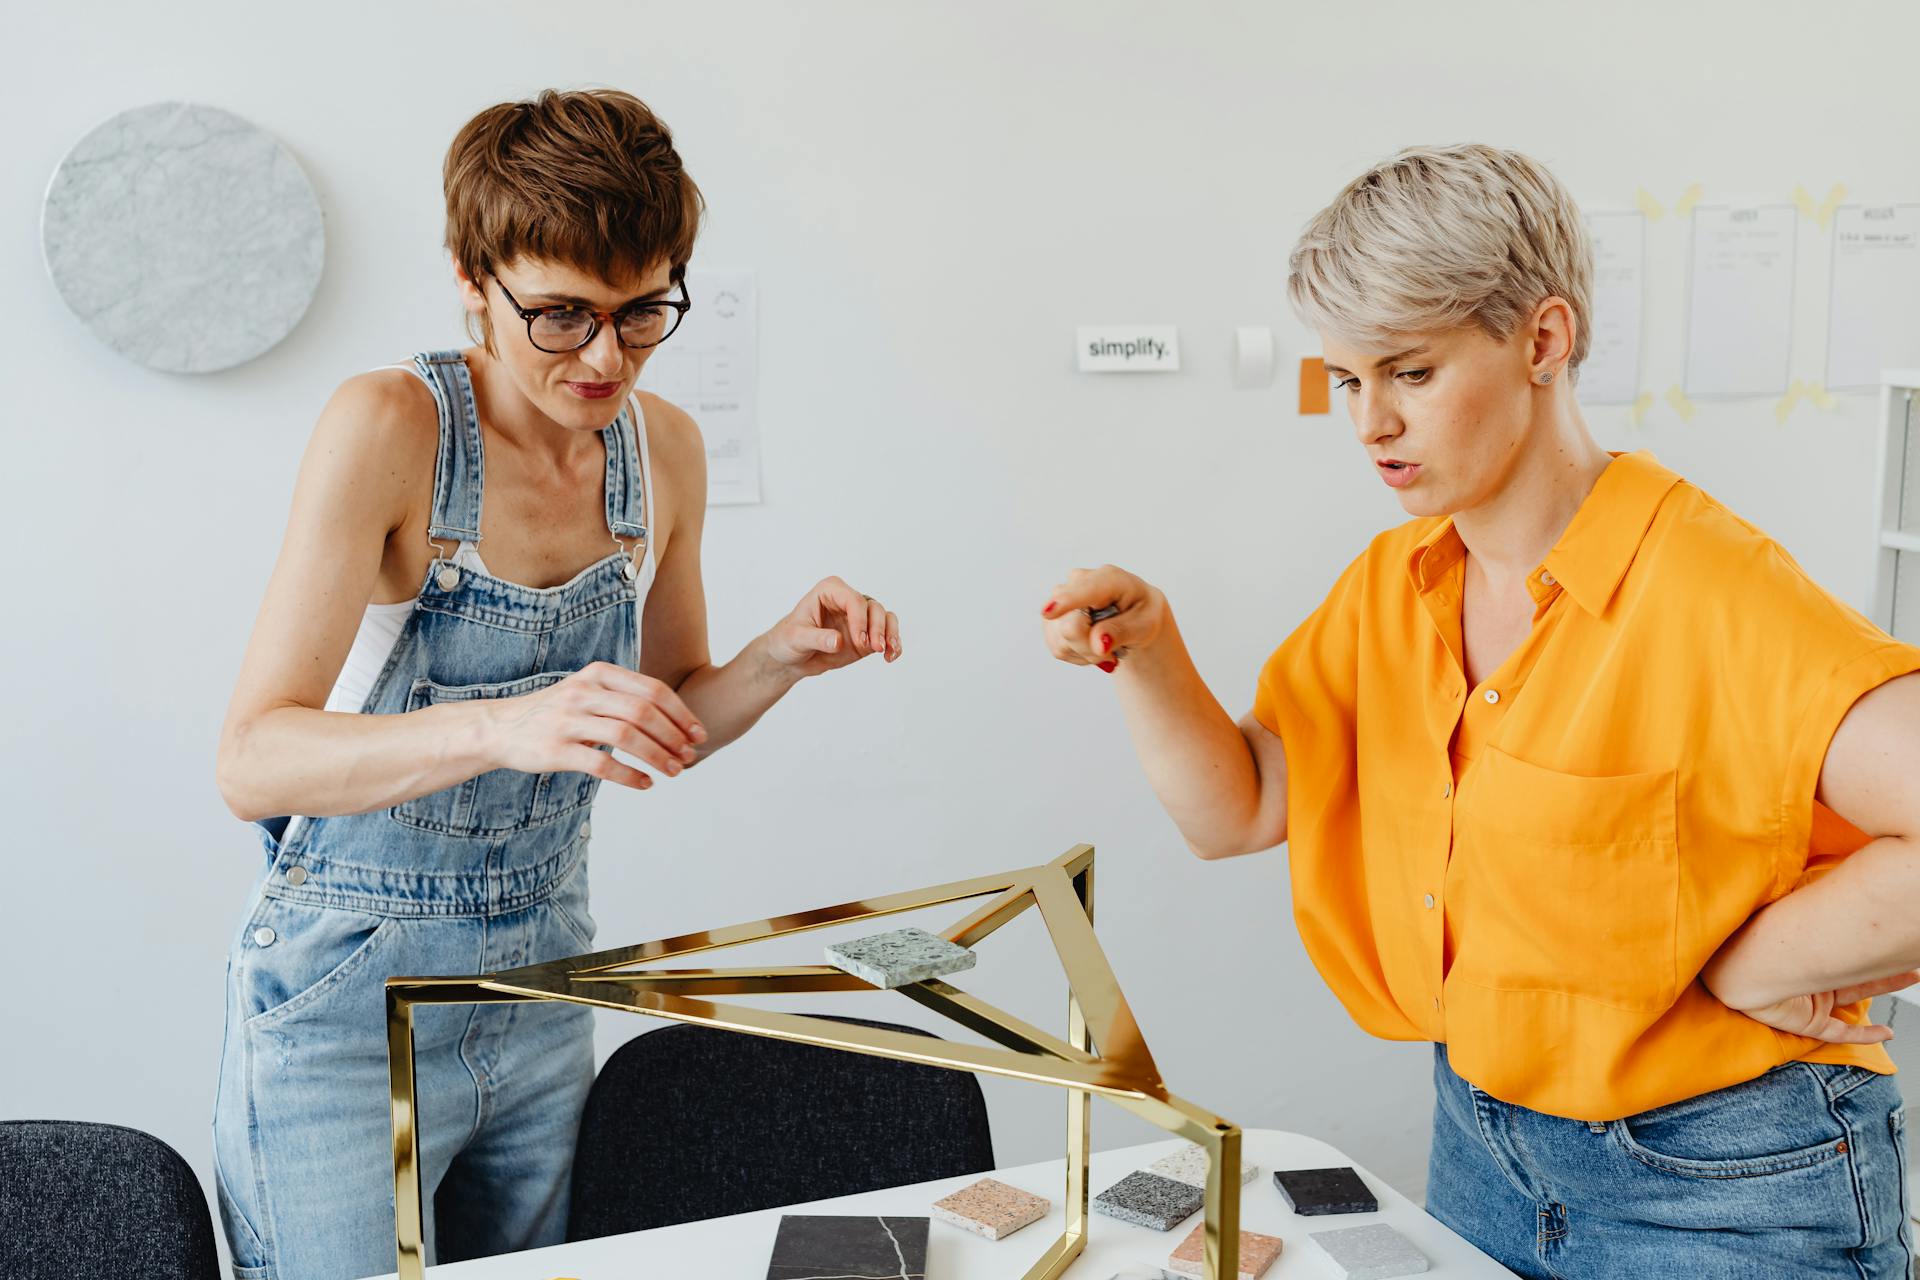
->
xmin=930 ymin=1177 xmax=1050 ymax=1240
xmin=1166 ymin=1223 xmax=1285 ymax=1279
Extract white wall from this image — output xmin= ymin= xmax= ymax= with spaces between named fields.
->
xmin=5 ymin=0 xmax=1918 ymax=1253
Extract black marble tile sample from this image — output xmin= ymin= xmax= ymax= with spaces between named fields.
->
xmin=1273 ymin=1165 xmax=1378 ymax=1216
xmin=764 ymin=1214 xmax=929 ymax=1279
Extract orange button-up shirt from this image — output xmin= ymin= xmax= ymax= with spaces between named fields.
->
xmin=1254 ymin=451 xmax=1920 ymax=1120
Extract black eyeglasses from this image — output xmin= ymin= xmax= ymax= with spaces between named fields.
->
xmin=494 ymin=278 xmax=692 ymax=353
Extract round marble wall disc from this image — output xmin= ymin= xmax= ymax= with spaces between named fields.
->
xmin=41 ymin=101 xmax=325 ymax=373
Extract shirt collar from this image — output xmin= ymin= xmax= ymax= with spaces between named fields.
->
xmin=1405 ymin=451 xmax=1681 ymax=616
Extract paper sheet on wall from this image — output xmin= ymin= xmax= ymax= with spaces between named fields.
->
xmin=1826 ymin=205 xmax=1920 ymax=391
xmin=1581 ymin=211 xmax=1645 ymax=405
xmin=637 ymin=270 xmax=760 ymax=505
xmin=1683 ymin=206 xmax=1798 ymax=399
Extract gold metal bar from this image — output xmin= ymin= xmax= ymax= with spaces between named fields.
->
xmin=942 ymin=879 xmax=1040 ymax=949
xmin=1017 ymin=1227 xmax=1085 ymax=1280
xmin=1029 ymin=868 xmax=1157 ymax=1076
xmin=589 ymin=965 xmax=870 ymax=995
xmin=385 ymin=988 xmax=424 ymax=1280
xmin=1202 ymin=1125 xmax=1244 ymax=1280
xmin=557 ymin=867 xmax=1035 ymax=976
xmin=1065 ymin=857 xmax=1093 ymax=1251
xmin=543 ymin=979 xmax=1160 ymax=1100
xmin=1051 ymin=842 xmax=1096 ymax=878
xmin=893 ymin=980 xmax=1099 ymax=1064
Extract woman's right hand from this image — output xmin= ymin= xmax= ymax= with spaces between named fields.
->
xmin=1039 ymin=565 xmax=1167 ymax=673
xmin=481 ymin=662 xmax=707 ymax=791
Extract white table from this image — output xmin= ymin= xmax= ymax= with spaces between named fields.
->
xmin=381 ymin=1127 xmax=1515 ymax=1277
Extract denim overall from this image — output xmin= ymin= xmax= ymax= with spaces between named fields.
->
xmin=212 ymin=351 xmax=654 ymax=1280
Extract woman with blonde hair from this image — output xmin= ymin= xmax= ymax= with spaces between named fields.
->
xmin=1041 ymin=144 xmax=1920 ymax=1275
xmin=212 ymin=89 xmax=901 ymax=1280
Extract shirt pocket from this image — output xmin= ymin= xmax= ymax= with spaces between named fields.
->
xmin=1454 ymin=744 xmax=1679 ymax=1011
xmin=389 ymin=671 xmax=601 ymax=837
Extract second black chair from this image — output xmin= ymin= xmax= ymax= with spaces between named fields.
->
xmin=565 ymin=1015 xmax=995 ymax=1240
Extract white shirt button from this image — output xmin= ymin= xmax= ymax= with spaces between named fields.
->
xmin=1424 ymin=894 xmax=1436 ymax=909
xmin=436 ymin=565 xmax=462 ymax=591
xmin=284 ymin=865 xmax=308 ymax=886
xmin=1442 ymin=782 xmax=1452 ymax=798
xmin=1540 ymin=571 xmax=1556 ymax=586
xmin=253 ymin=926 xmax=277 ymax=947
xmin=1433 ymin=997 xmax=1441 ymax=1011
xmin=1484 ymin=689 xmax=1501 ymax=705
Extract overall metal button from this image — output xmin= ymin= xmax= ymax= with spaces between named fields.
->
xmin=284 ymin=865 xmax=308 ymax=886
xmin=253 ymin=926 xmax=277 ymax=947
xmin=436 ymin=565 xmax=462 ymax=591
xmin=621 ymin=559 xmax=637 ymax=582
xmin=580 ymin=822 xmax=592 ymax=841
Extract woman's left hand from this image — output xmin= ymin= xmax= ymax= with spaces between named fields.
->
xmin=1706 ymin=969 xmax=1920 ymax=1044
xmin=763 ymin=576 xmax=901 ymax=678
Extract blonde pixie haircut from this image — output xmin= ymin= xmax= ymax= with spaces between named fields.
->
xmin=1288 ymin=143 xmax=1594 ymax=375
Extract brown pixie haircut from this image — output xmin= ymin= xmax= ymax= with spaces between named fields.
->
xmin=443 ymin=88 xmax=704 ymax=350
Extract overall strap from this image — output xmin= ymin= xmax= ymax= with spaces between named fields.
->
xmin=603 ymin=395 xmax=650 ymax=544
xmin=414 ymin=350 xmax=485 ymax=547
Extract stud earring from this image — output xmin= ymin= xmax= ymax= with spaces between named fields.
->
xmin=1536 ymin=370 xmax=1555 ymax=385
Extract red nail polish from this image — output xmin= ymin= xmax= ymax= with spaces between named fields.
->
xmin=1042 ymin=600 xmax=1056 ymax=615
xmin=1099 ymin=633 xmax=1113 ymax=653
xmin=1098 ymin=660 xmax=1118 ymax=673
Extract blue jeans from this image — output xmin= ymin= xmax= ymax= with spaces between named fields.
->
xmin=1428 ymin=1044 xmax=1912 ymax=1278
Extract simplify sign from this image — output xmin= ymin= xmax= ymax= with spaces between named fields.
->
xmin=1076 ymin=325 xmax=1181 ymax=372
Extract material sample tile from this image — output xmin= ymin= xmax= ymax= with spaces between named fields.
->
xmin=824 ymin=927 xmax=976 ymax=989
xmin=764 ymin=1214 xmax=929 ymax=1279
xmin=930 ymin=1177 xmax=1049 ymax=1240
xmin=1166 ymin=1222 xmax=1285 ymax=1279
xmin=1308 ymin=1223 xmax=1429 ymax=1279
xmin=1272 ymin=1165 xmax=1377 ymax=1216
xmin=1091 ymin=1170 xmax=1205 ymax=1231
xmin=1149 ymin=1143 xmax=1260 ymax=1189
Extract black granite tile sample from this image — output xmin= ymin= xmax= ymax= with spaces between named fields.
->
xmin=1091 ymin=1169 xmax=1206 ymax=1231
xmin=764 ymin=1214 xmax=929 ymax=1279
xmin=1273 ymin=1165 xmax=1378 ymax=1216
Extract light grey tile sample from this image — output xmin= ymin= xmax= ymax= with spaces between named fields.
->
xmin=1091 ymin=1170 xmax=1205 ymax=1231
xmin=1308 ymin=1223 xmax=1429 ymax=1278
xmin=42 ymin=101 xmax=324 ymax=372
xmin=825 ymin=927 xmax=976 ymax=989
xmin=1148 ymin=1142 xmax=1259 ymax=1189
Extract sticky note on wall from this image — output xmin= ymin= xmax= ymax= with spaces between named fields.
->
xmin=1299 ymin=357 xmax=1330 ymax=415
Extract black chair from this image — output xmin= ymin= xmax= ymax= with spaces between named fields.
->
xmin=0 ymin=1120 xmax=220 ymax=1280
xmin=564 ymin=1015 xmax=995 ymax=1240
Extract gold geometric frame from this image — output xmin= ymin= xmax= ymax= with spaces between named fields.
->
xmin=385 ymin=844 xmax=1244 ymax=1279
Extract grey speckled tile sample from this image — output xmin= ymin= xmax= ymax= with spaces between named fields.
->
xmin=765 ymin=1214 xmax=928 ymax=1279
xmin=1148 ymin=1143 xmax=1259 ymax=1189
xmin=1273 ymin=1165 xmax=1377 ymax=1215
xmin=1091 ymin=1170 xmax=1205 ymax=1231
xmin=825 ymin=927 xmax=976 ymax=988
xmin=1308 ymin=1223 xmax=1429 ymax=1278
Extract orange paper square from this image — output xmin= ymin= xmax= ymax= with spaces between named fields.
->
xmin=1299 ymin=357 xmax=1330 ymax=415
